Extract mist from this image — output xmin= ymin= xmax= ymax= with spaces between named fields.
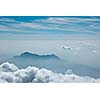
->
xmin=0 ymin=39 xmax=100 ymax=69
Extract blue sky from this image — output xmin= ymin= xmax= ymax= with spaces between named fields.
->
xmin=0 ymin=16 xmax=100 ymax=39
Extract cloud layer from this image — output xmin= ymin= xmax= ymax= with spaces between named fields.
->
xmin=0 ymin=62 xmax=100 ymax=83
xmin=0 ymin=16 xmax=100 ymax=40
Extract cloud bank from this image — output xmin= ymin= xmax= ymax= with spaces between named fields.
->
xmin=0 ymin=62 xmax=100 ymax=83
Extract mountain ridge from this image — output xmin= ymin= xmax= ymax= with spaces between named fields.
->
xmin=14 ymin=52 xmax=61 ymax=60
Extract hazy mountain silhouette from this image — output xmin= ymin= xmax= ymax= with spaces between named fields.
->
xmin=17 ymin=52 xmax=61 ymax=60
xmin=6 ymin=52 xmax=100 ymax=78
xmin=8 ymin=52 xmax=67 ymax=72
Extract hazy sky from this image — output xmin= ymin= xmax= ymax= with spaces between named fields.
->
xmin=0 ymin=16 xmax=100 ymax=68
xmin=0 ymin=16 xmax=100 ymax=40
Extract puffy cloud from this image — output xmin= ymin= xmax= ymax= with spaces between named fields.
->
xmin=0 ymin=62 xmax=18 ymax=72
xmin=33 ymin=68 xmax=55 ymax=83
xmin=0 ymin=62 xmax=100 ymax=83
xmin=0 ymin=72 xmax=15 ymax=83
xmin=0 ymin=79 xmax=8 ymax=83
xmin=14 ymin=66 xmax=39 ymax=83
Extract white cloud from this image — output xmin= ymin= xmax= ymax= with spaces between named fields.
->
xmin=0 ymin=62 xmax=18 ymax=72
xmin=0 ymin=17 xmax=99 ymax=35
xmin=0 ymin=62 xmax=100 ymax=83
xmin=39 ymin=17 xmax=100 ymax=24
xmin=0 ymin=72 xmax=15 ymax=83
xmin=62 ymin=45 xmax=72 ymax=50
xmin=0 ymin=18 xmax=17 ymax=22
xmin=18 ymin=22 xmax=44 ymax=29
xmin=0 ymin=78 xmax=8 ymax=83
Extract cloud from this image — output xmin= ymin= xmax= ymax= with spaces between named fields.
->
xmin=0 ymin=17 xmax=100 ymax=39
xmin=0 ymin=62 xmax=18 ymax=72
xmin=38 ymin=17 xmax=100 ymax=24
xmin=62 ymin=42 xmax=100 ymax=55
xmin=0 ymin=18 xmax=17 ymax=23
xmin=92 ymin=49 xmax=100 ymax=54
xmin=0 ymin=72 xmax=15 ymax=82
xmin=18 ymin=22 xmax=44 ymax=29
xmin=0 ymin=62 xmax=100 ymax=83
xmin=0 ymin=24 xmax=39 ymax=33
xmin=36 ymin=17 xmax=100 ymax=34
xmin=62 ymin=45 xmax=72 ymax=50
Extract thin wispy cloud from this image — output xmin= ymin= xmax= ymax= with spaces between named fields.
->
xmin=0 ymin=18 xmax=18 ymax=23
xmin=0 ymin=16 xmax=100 ymax=39
xmin=38 ymin=17 xmax=100 ymax=24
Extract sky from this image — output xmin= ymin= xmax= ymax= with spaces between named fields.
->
xmin=0 ymin=16 xmax=100 ymax=72
xmin=0 ymin=16 xmax=100 ymax=40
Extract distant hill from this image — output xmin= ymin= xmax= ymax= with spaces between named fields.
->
xmin=5 ymin=52 xmax=100 ymax=78
xmin=14 ymin=52 xmax=61 ymax=60
xmin=7 ymin=52 xmax=67 ymax=72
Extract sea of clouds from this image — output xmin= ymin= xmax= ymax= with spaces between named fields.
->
xmin=0 ymin=62 xmax=100 ymax=83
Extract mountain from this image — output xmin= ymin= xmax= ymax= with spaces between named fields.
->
xmin=14 ymin=52 xmax=61 ymax=60
xmin=7 ymin=52 xmax=67 ymax=72
xmin=5 ymin=52 xmax=100 ymax=78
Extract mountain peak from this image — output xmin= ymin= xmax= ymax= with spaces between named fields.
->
xmin=20 ymin=52 xmax=37 ymax=56
xmin=14 ymin=52 xmax=60 ymax=59
xmin=21 ymin=52 xmax=32 ymax=55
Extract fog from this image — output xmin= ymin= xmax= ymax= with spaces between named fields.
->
xmin=0 ymin=39 xmax=100 ymax=68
